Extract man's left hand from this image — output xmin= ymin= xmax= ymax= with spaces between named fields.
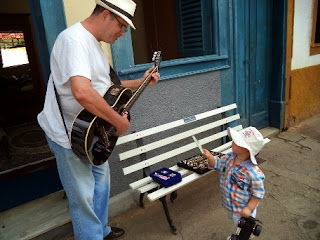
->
xmin=143 ymin=66 xmax=160 ymax=86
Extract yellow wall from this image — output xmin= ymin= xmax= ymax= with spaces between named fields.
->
xmin=62 ymin=0 xmax=112 ymax=65
xmin=288 ymin=64 xmax=320 ymax=126
xmin=285 ymin=0 xmax=320 ymax=128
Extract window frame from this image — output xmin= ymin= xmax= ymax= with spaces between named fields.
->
xmin=310 ymin=0 xmax=320 ymax=55
xmin=111 ymin=0 xmax=231 ymax=80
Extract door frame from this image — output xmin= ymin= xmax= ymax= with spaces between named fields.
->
xmin=29 ymin=0 xmax=67 ymax=86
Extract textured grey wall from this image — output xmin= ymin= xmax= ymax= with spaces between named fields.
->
xmin=109 ymin=70 xmax=221 ymax=197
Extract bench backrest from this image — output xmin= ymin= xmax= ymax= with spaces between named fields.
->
xmin=117 ymin=103 xmax=241 ymax=176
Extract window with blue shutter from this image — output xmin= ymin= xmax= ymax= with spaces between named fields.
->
xmin=176 ymin=0 xmax=213 ymax=57
xmin=112 ymin=0 xmax=230 ymax=81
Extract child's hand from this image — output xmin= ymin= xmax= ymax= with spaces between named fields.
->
xmin=202 ymin=148 xmax=212 ymax=157
xmin=241 ymin=196 xmax=260 ymax=218
xmin=240 ymin=206 xmax=252 ymax=218
xmin=202 ymin=148 xmax=215 ymax=169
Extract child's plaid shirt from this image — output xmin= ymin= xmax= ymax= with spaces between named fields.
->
xmin=209 ymin=152 xmax=265 ymax=213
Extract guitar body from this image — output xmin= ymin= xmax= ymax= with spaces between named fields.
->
xmin=70 ymin=85 xmax=133 ymax=165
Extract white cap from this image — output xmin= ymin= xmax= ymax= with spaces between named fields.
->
xmin=228 ymin=126 xmax=270 ymax=165
xmin=95 ymin=0 xmax=136 ymax=29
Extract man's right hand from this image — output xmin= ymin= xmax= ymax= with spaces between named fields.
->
xmin=71 ymin=76 xmax=131 ymax=136
xmin=115 ymin=112 xmax=130 ymax=136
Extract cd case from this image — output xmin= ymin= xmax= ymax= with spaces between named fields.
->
xmin=150 ymin=167 xmax=182 ymax=188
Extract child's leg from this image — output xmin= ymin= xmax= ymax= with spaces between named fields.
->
xmin=251 ymin=208 xmax=257 ymax=218
xmin=226 ymin=209 xmax=241 ymax=229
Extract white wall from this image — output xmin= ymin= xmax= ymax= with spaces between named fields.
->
xmin=291 ymin=0 xmax=320 ymax=69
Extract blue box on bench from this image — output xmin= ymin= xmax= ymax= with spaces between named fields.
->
xmin=150 ymin=167 xmax=182 ymax=188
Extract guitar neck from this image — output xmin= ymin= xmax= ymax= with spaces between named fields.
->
xmin=123 ymin=66 xmax=158 ymax=111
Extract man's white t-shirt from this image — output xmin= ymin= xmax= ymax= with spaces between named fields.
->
xmin=37 ymin=22 xmax=112 ymax=149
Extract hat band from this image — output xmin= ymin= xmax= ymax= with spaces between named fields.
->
xmin=101 ymin=0 xmax=133 ymax=20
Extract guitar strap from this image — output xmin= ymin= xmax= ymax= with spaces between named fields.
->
xmin=53 ymin=81 xmax=70 ymax=140
xmin=109 ymin=65 xmax=121 ymax=85
xmin=52 ymin=65 xmax=121 ymax=140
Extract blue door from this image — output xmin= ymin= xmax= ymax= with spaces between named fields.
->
xmin=232 ymin=0 xmax=272 ymax=128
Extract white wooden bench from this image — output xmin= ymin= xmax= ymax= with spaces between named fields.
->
xmin=116 ymin=103 xmax=242 ymax=233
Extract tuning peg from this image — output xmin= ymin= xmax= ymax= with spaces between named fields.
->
xmin=152 ymin=51 xmax=161 ymax=62
xmin=152 ymin=52 xmax=157 ymax=61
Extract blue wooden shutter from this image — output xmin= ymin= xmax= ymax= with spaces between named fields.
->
xmin=176 ymin=0 xmax=212 ymax=57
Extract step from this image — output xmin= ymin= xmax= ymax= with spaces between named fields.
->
xmin=0 ymin=190 xmax=71 ymax=240
xmin=259 ymin=126 xmax=280 ymax=139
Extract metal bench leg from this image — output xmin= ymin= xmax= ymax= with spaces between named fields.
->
xmin=159 ymin=195 xmax=177 ymax=234
xmin=170 ymin=191 xmax=178 ymax=203
xmin=139 ymin=193 xmax=146 ymax=208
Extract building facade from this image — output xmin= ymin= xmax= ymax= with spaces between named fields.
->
xmin=2 ymin=0 xmax=318 ymax=213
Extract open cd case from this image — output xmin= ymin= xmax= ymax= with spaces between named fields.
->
xmin=177 ymin=151 xmax=224 ymax=174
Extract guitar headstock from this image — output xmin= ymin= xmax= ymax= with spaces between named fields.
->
xmin=152 ymin=51 xmax=162 ymax=68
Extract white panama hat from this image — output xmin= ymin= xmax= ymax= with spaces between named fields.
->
xmin=95 ymin=0 xmax=136 ymax=29
xmin=228 ymin=126 xmax=270 ymax=165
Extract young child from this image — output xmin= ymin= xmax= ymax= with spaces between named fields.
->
xmin=203 ymin=126 xmax=270 ymax=234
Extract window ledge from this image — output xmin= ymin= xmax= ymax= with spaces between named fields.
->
xmin=117 ymin=55 xmax=230 ymax=81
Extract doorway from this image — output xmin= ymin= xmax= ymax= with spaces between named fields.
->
xmin=0 ymin=14 xmax=52 ymax=172
xmin=0 ymin=13 xmax=61 ymax=212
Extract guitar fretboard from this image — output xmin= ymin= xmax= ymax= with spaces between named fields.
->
xmin=124 ymin=66 xmax=158 ymax=111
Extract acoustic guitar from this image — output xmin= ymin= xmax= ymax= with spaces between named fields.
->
xmin=70 ymin=51 xmax=162 ymax=165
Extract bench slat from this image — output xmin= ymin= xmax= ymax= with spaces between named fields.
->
xmin=116 ymin=103 xmax=237 ymax=145
xmin=222 ymin=148 xmax=233 ymax=154
xmin=119 ymin=114 xmax=240 ymax=161
xmin=214 ymin=142 xmax=232 ymax=153
xmin=122 ymin=125 xmax=242 ymax=175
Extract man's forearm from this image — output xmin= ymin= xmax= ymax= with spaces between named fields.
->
xmin=121 ymin=78 xmax=142 ymax=90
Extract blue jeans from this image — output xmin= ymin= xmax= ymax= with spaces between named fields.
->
xmin=46 ymin=136 xmax=111 ymax=240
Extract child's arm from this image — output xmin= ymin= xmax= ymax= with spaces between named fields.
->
xmin=202 ymin=148 xmax=216 ymax=169
xmin=241 ymin=196 xmax=261 ymax=218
